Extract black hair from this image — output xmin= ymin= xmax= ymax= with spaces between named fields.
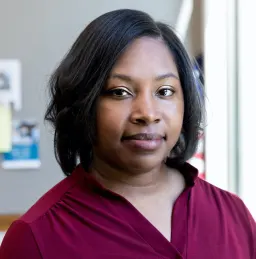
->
xmin=45 ymin=9 xmax=204 ymax=176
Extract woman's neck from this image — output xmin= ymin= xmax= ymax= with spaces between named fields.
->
xmin=89 ymin=157 xmax=184 ymax=199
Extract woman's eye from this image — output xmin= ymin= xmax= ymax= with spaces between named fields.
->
xmin=110 ymin=88 xmax=131 ymax=97
xmin=157 ymin=88 xmax=174 ymax=97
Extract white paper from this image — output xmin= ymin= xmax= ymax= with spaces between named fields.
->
xmin=0 ymin=59 xmax=22 ymax=110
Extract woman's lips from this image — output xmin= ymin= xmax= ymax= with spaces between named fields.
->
xmin=121 ymin=133 xmax=165 ymax=151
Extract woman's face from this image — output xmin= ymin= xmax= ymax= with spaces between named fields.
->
xmin=94 ymin=37 xmax=184 ymax=173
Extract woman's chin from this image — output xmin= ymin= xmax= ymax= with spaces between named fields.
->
xmin=121 ymin=155 xmax=165 ymax=173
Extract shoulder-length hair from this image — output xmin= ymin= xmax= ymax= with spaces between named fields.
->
xmin=45 ymin=9 xmax=203 ymax=176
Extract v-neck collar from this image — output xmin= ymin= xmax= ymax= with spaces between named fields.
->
xmin=74 ymin=162 xmax=198 ymax=258
xmin=111 ymin=185 xmax=192 ymax=258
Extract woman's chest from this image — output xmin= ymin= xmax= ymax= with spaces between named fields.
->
xmin=129 ymin=198 xmax=174 ymax=242
xmin=39 ymin=207 xmax=253 ymax=259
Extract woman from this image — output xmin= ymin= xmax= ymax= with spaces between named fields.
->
xmin=0 ymin=9 xmax=255 ymax=259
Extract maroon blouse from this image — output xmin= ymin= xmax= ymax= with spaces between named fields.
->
xmin=0 ymin=163 xmax=255 ymax=258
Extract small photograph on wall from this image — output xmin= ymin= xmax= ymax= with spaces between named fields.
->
xmin=1 ymin=120 xmax=40 ymax=170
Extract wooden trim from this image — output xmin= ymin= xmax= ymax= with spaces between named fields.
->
xmin=0 ymin=215 xmax=20 ymax=231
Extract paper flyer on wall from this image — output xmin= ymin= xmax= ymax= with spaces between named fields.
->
xmin=1 ymin=120 xmax=40 ymax=169
xmin=0 ymin=59 xmax=22 ymax=110
xmin=0 ymin=104 xmax=12 ymax=153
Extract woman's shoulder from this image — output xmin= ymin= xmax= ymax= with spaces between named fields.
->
xmin=20 ymin=166 xmax=85 ymax=225
xmin=0 ymin=167 xmax=88 ymax=258
xmin=195 ymin=178 xmax=236 ymax=197
xmin=194 ymin=177 xmax=256 ymax=233
xmin=0 ymin=220 xmax=42 ymax=258
xmin=194 ymin=177 xmax=247 ymax=212
xmin=193 ymin=178 xmax=255 ymax=256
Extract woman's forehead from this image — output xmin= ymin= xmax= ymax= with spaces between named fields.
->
xmin=110 ymin=37 xmax=179 ymax=79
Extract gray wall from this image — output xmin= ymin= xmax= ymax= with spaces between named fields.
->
xmin=0 ymin=0 xmax=183 ymax=214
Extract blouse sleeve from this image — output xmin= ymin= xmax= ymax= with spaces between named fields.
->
xmin=0 ymin=220 xmax=42 ymax=259
xmin=239 ymin=199 xmax=256 ymax=258
xmin=245 ymin=205 xmax=256 ymax=257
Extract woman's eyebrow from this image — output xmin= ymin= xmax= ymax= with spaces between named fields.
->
xmin=154 ymin=72 xmax=179 ymax=81
xmin=109 ymin=73 xmax=133 ymax=83
xmin=109 ymin=72 xmax=179 ymax=82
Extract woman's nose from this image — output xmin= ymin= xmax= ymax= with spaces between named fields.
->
xmin=130 ymin=94 xmax=161 ymax=125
